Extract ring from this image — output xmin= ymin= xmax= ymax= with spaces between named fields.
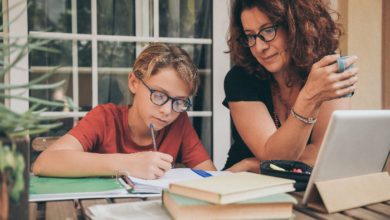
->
xmin=337 ymin=58 xmax=345 ymax=73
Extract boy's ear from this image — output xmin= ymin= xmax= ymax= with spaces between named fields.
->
xmin=128 ymin=72 xmax=139 ymax=94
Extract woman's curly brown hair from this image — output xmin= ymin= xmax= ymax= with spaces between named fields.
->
xmin=227 ymin=0 xmax=343 ymax=84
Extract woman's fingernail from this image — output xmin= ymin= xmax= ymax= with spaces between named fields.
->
xmin=353 ymin=55 xmax=358 ymax=60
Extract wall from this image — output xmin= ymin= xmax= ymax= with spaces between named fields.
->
xmin=383 ymin=0 xmax=390 ymax=109
xmin=337 ymin=0 xmax=383 ymax=110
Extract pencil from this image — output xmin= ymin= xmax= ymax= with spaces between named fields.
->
xmin=150 ymin=123 xmax=158 ymax=151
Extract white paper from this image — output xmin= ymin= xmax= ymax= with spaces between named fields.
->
xmin=129 ymin=168 xmax=231 ymax=189
xmin=87 ymin=200 xmax=171 ymax=220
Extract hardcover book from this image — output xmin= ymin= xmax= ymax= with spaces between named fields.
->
xmin=163 ymin=189 xmax=296 ymax=220
xmin=169 ymin=172 xmax=295 ymax=204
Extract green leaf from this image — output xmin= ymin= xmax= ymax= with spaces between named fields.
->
xmin=0 ymin=93 xmax=74 ymax=108
xmin=9 ymin=123 xmax=63 ymax=136
xmin=15 ymin=152 xmax=25 ymax=173
xmin=0 ymin=79 xmax=65 ymax=90
xmin=10 ymin=173 xmax=25 ymax=203
xmin=27 ymin=65 xmax=63 ymax=85
xmin=0 ymin=42 xmax=29 ymax=79
xmin=0 ymin=103 xmax=21 ymax=117
xmin=4 ymin=149 xmax=16 ymax=171
xmin=0 ymin=0 xmax=31 ymax=32
xmin=0 ymin=141 xmax=4 ymax=173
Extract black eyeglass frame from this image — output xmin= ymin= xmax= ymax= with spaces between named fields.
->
xmin=139 ymin=78 xmax=193 ymax=113
xmin=236 ymin=25 xmax=279 ymax=48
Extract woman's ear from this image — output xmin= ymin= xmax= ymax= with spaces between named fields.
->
xmin=128 ymin=72 xmax=139 ymax=94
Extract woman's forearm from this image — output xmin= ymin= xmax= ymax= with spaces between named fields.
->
xmin=257 ymin=92 xmax=321 ymax=161
xmin=298 ymin=144 xmax=320 ymax=166
xmin=260 ymin=120 xmax=313 ymax=161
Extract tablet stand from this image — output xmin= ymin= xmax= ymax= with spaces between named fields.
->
xmin=306 ymin=172 xmax=390 ymax=213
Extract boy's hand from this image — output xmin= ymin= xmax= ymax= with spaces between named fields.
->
xmin=122 ymin=152 xmax=173 ymax=180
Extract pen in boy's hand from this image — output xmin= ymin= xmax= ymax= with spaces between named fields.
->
xmin=150 ymin=123 xmax=158 ymax=151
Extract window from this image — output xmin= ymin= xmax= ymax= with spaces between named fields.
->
xmin=7 ymin=0 xmax=231 ymax=169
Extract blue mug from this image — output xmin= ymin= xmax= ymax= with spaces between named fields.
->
xmin=337 ymin=56 xmax=354 ymax=98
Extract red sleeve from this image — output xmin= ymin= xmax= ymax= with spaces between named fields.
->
xmin=67 ymin=105 xmax=106 ymax=152
xmin=178 ymin=114 xmax=211 ymax=168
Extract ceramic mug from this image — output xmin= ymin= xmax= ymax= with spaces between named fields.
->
xmin=337 ymin=56 xmax=354 ymax=98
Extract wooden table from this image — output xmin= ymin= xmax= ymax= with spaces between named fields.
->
xmin=28 ymin=192 xmax=390 ymax=220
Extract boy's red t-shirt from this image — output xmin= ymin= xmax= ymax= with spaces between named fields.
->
xmin=67 ymin=103 xmax=210 ymax=168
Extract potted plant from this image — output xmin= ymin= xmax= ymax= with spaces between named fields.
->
xmin=0 ymin=1 xmax=74 ymax=219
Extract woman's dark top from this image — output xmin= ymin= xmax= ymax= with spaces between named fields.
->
xmin=222 ymin=65 xmax=311 ymax=170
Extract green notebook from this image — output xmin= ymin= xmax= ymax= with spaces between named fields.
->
xmin=29 ymin=176 xmax=131 ymax=201
xmin=29 ymin=176 xmax=126 ymax=195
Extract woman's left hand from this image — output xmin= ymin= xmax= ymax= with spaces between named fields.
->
xmin=226 ymin=157 xmax=261 ymax=173
xmin=300 ymin=54 xmax=359 ymax=109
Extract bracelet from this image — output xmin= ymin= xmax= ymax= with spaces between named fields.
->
xmin=291 ymin=107 xmax=317 ymax=124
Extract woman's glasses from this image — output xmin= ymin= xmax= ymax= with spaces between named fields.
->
xmin=140 ymin=79 xmax=192 ymax=113
xmin=236 ymin=25 xmax=279 ymax=48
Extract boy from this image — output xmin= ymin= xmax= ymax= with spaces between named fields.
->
xmin=33 ymin=43 xmax=217 ymax=179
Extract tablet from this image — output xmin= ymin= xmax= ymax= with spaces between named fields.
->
xmin=302 ymin=110 xmax=390 ymax=205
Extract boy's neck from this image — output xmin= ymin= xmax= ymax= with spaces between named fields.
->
xmin=127 ymin=107 xmax=157 ymax=146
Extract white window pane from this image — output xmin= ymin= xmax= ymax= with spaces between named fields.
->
xmin=97 ymin=0 xmax=136 ymax=36
xmin=29 ymin=40 xmax=93 ymax=111
xmin=159 ymin=0 xmax=211 ymax=39
xmin=29 ymin=0 xmax=92 ymax=34
xmin=98 ymin=41 xmax=136 ymax=67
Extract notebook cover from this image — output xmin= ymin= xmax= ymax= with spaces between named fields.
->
xmin=29 ymin=177 xmax=127 ymax=195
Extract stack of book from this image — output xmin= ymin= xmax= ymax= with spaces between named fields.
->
xmin=162 ymin=172 xmax=297 ymax=220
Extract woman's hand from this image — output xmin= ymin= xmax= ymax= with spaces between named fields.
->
xmin=226 ymin=157 xmax=261 ymax=173
xmin=301 ymin=54 xmax=359 ymax=108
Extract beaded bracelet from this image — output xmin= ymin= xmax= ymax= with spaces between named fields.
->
xmin=291 ymin=107 xmax=317 ymax=124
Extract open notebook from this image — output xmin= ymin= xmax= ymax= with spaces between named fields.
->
xmin=122 ymin=168 xmax=231 ymax=194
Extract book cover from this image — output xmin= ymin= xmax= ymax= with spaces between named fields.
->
xmin=163 ymin=189 xmax=296 ymax=220
xmin=169 ymin=172 xmax=295 ymax=204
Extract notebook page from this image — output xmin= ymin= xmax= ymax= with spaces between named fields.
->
xmin=87 ymin=200 xmax=171 ymax=220
xmin=129 ymin=168 xmax=231 ymax=189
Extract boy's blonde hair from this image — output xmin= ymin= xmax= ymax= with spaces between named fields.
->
xmin=132 ymin=43 xmax=200 ymax=95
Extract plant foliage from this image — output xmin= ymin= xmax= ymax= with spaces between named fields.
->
xmin=0 ymin=0 xmax=75 ymax=215
xmin=0 ymin=0 xmax=74 ymax=138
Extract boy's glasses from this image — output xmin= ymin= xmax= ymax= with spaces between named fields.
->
xmin=139 ymin=79 xmax=192 ymax=113
xmin=236 ymin=25 xmax=279 ymax=47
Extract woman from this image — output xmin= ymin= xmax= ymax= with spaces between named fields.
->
xmin=223 ymin=0 xmax=358 ymax=172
